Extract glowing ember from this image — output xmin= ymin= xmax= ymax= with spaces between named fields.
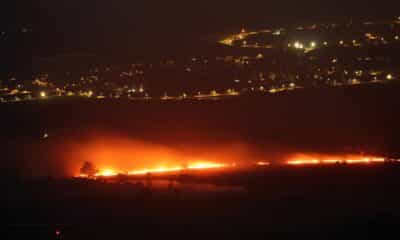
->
xmin=256 ymin=161 xmax=270 ymax=166
xmin=287 ymin=155 xmax=386 ymax=166
xmin=96 ymin=169 xmax=118 ymax=177
xmin=371 ymin=157 xmax=385 ymax=162
xmin=321 ymin=159 xmax=341 ymax=164
xmin=128 ymin=166 xmax=184 ymax=175
xmin=88 ymin=162 xmax=230 ymax=177
xmin=345 ymin=158 xmax=371 ymax=164
xmin=129 ymin=162 xmax=228 ymax=175
xmin=287 ymin=159 xmax=320 ymax=165
xmin=187 ymin=162 xmax=227 ymax=170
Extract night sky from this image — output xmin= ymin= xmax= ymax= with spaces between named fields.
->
xmin=8 ymin=0 xmax=400 ymax=32
xmin=3 ymin=0 xmax=400 ymax=69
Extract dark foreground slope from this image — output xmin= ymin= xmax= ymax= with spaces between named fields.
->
xmin=4 ymin=164 xmax=400 ymax=239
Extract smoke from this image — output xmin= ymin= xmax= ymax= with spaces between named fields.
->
xmin=60 ymin=132 xmax=272 ymax=177
xmin=2 ymin=131 xmax=288 ymax=178
xmin=2 ymin=131 xmax=379 ymax=178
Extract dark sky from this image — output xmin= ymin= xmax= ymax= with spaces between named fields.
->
xmin=9 ymin=0 xmax=400 ymax=32
xmin=4 ymin=0 xmax=400 ymax=63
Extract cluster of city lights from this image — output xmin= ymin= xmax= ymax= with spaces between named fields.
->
xmin=289 ymin=41 xmax=317 ymax=51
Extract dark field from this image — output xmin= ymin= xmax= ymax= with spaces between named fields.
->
xmin=4 ymin=165 xmax=400 ymax=239
xmin=2 ymin=83 xmax=400 ymax=239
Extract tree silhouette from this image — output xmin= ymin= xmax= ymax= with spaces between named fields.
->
xmin=80 ymin=161 xmax=98 ymax=177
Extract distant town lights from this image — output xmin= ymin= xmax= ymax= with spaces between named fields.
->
xmin=273 ymin=30 xmax=281 ymax=35
xmin=40 ymin=91 xmax=47 ymax=98
xmin=293 ymin=41 xmax=304 ymax=49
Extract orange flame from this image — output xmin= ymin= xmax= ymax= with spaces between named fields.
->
xmin=88 ymin=161 xmax=231 ymax=178
xmin=95 ymin=169 xmax=118 ymax=177
xmin=256 ymin=161 xmax=270 ymax=166
xmin=287 ymin=154 xmax=385 ymax=166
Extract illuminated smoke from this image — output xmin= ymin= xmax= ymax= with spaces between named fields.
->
xmin=60 ymin=133 xmax=263 ymax=177
xmin=6 ymin=131 xmax=388 ymax=178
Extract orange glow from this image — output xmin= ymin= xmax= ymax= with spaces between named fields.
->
xmin=287 ymin=159 xmax=320 ymax=165
xmin=256 ymin=161 xmax=270 ymax=166
xmin=127 ymin=161 xmax=228 ymax=175
xmin=321 ymin=159 xmax=341 ymax=164
xmin=187 ymin=162 xmax=227 ymax=170
xmin=64 ymin=134 xmax=390 ymax=178
xmin=371 ymin=157 xmax=385 ymax=162
xmin=96 ymin=168 xmax=118 ymax=177
xmin=286 ymin=154 xmax=386 ymax=166
xmin=92 ymin=162 xmax=230 ymax=177
xmin=345 ymin=158 xmax=371 ymax=164
xmin=128 ymin=167 xmax=183 ymax=175
xmin=66 ymin=135 xmax=250 ymax=178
